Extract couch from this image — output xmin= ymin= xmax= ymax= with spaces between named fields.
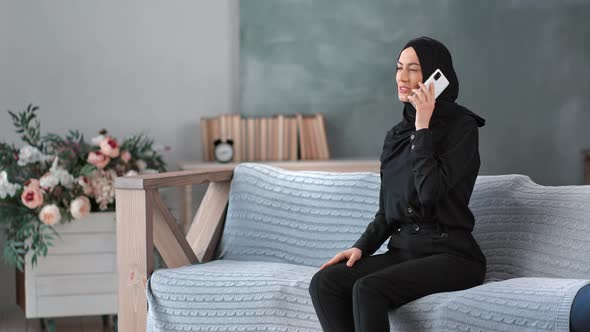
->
xmin=142 ymin=162 xmax=590 ymax=331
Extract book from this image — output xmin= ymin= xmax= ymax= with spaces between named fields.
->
xmin=199 ymin=112 xmax=330 ymax=162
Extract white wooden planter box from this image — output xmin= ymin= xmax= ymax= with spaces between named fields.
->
xmin=16 ymin=212 xmax=118 ymax=319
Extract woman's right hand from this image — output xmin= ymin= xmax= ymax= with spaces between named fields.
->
xmin=319 ymin=247 xmax=363 ymax=270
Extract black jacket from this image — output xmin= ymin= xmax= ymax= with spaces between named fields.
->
xmin=352 ymin=113 xmax=485 ymax=257
xmin=352 ymin=36 xmax=486 ymax=257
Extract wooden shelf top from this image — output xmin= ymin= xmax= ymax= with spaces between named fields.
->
xmin=178 ymin=158 xmax=379 ymax=171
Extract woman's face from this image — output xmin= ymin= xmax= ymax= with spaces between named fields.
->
xmin=395 ymin=47 xmax=423 ymax=103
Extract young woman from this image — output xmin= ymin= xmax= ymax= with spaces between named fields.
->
xmin=308 ymin=36 xmax=487 ymax=331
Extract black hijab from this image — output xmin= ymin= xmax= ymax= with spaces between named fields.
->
xmin=398 ymin=36 xmax=485 ymax=128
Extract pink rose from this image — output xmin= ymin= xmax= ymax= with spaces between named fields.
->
xmin=120 ymin=150 xmax=132 ymax=163
xmin=39 ymin=204 xmax=61 ymax=226
xmin=88 ymin=151 xmax=111 ymax=169
xmin=100 ymin=137 xmax=120 ymax=158
xmin=21 ymin=179 xmax=44 ymax=209
xmin=24 ymin=178 xmax=41 ymax=189
xmin=70 ymin=196 xmax=91 ymax=220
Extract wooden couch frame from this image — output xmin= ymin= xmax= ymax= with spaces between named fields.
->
xmin=114 ymin=160 xmax=379 ymax=331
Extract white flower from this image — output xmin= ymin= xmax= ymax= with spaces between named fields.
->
xmin=91 ymin=134 xmax=105 ymax=146
xmin=39 ymin=204 xmax=61 ymax=226
xmin=17 ymin=145 xmax=46 ymax=166
xmin=153 ymin=143 xmax=164 ymax=152
xmin=39 ymin=173 xmax=59 ymax=191
xmin=124 ymin=170 xmax=138 ymax=177
xmin=47 ymin=157 xmax=75 ymax=189
xmin=136 ymin=160 xmax=147 ymax=171
xmin=0 ymin=170 xmax=21 ymax=199
xmin=55 ymin=170 xmax=75 ymax=188
xmin=17 ymin=145 xmax=36 ymax=165
xmin=70 ymin=196 xmax=91 ymax=220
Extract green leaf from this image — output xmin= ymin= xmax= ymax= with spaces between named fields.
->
xmin=7 ymin=104 xmax=42 ymax=148
xmin=79 ymin=163 xmax=97 ymax=176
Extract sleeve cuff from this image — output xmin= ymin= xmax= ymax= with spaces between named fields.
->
xmin=352 ymin=238 xmax=375 ymax=258
xmin=410 ymin=128 xmax=433 ymax=156
xmin=351 ymin=241 xmax=367 ymax=255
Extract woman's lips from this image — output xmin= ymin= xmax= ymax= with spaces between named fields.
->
xmin=399 ymin=87 xmax=410 ymax=93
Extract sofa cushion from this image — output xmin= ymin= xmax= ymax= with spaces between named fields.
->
xmin=146 ymin=259 xmax=590 ymax=332
xmin=146 ymin=259 xmax=322 ymax=331
xmin=468 ymin=174 xmax=590 ymax=281
xmin=388 ymin=277 xmax=589 ymax=331
xmin=214 ymin=163 xmax=388 ymax=267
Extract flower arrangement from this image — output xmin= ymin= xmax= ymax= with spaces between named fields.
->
xmin=0 ymin=104 xmax=169 ymax=271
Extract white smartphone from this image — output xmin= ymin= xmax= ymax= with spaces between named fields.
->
xmin=410 ymin=68 xmax=449 ymax=106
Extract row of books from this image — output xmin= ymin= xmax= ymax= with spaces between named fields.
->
xmin=200 ymin=113 xmax=330 ymax=162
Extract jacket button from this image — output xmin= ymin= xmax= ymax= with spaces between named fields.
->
xmin=413 ymin=224 xmax=420 ymax=232
xmin=396 ymin=227 xmax=401 ymax=232
xmin=441 ymin=232 xmax=448 ymax=238
xmin=410 ymin=134 xmax=415 ymax=140
xmin=407 ymin=207 xmax=413 ymax=213
xmin=411 ymin=144 xmax=415 ymax=150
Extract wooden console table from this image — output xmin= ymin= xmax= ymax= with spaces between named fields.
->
xmin=176 ymin=159 xmax=379 ymax=234
xmin=15 ymin=212 xmax=118 ymax=332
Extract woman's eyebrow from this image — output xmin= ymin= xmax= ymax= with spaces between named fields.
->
xmin=397 ymin=61 xmax=421 ymax=67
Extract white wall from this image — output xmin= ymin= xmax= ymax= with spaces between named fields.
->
xmin=0 ymin=0 xmax=239 ymax=310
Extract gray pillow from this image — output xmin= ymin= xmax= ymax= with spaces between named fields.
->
xmin=214 ymin=162 xmax=387 ymax=267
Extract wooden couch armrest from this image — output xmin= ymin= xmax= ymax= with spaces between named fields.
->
xmin=115 ymin=167 xmax=235 ymax=332
xmin=114 ymin=160 xmax=378 ymax=331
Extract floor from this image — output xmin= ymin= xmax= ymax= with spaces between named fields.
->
xmin=0 ymin=307 xmax=114 ymax=332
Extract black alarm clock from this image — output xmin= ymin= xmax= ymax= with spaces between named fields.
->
xmin=213 ymin=138 xmax=234 ymax=163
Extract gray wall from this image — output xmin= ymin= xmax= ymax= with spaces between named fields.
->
xmin=0 ymin=0 xmax=239 ymax=310
xmin=240 ymin=0 xmax=590 ymax=186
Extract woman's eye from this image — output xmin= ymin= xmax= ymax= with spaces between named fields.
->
xmin=396 ymin=68 xmax=418 ymax=72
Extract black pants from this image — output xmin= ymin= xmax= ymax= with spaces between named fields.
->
xmin=308 ymin=224 xmax=486 ymax=332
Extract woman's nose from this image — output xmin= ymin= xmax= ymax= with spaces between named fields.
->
xmin=397 ymin=72 xmax=408 ymax=82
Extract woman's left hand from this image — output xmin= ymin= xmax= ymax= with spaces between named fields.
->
xmin=408 ymin=82 xmax=435 ymax=129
